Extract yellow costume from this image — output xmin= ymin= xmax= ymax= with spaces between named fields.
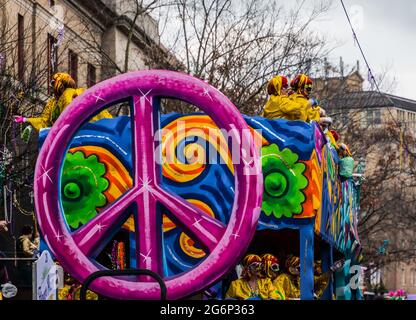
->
xmin=314 ymin=273 xmax=330 ymax=298
xmin=225 ymin=277 xmax=282 ymax=300
xmin=58 ymin=284 xmax=98 ymax=300
xmin=314 ymin=261 xmax=330 ymax=299
xmin=27 ymin=73 xmax=112 ymax=131
xmin=274 ymin=273 xmax=300 ymax=299
xmin=289 ymin=74 xmax=321 ymax=123
xmin=262 ymin=76 xmax=306 ymax=121
xmin=260 ymin=253 xmax=286 ymax=300
xmin=225 ymin=254 xmax=283 ymax=300
xmin=326 ymin=130 xmax=338 ymax=149
xmin=275 ymin=255 xmax=301 ymax=299
xmin=289 ymin=93 xmax=321 ymax=122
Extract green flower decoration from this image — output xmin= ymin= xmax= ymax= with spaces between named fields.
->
xmin=261 ymin=144 xmax=308 ymax=218
xmin=61 ymin=151 xmax=109 ymax=229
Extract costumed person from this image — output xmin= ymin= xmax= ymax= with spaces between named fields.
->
xmin=16 ymin=225 xmax=40 ymax=287
xmin=274 ymin=255 xmax=301 ymax=299
xmin=318 ymin=109 xmax=337 ymax=146
xmin=289 ymin=74 xmax=321 ymax=123
xmin=313 ymin=260 xmax=331 ymax=299
xmin=261 ymin=253 xmax=286 ymax=300
xmin=225 ymin=254 xmax=282 ymax=300
xmin=316 ymin=259 xmax=346 ymax=299
xmin=338 ymin=143 xmax=354 ymax=180
xmin=14 ymin=72 xmax=112 ymax=140
xmin=318 ymin=108 xmax=332 ymax=132
xmin=58 ymin=273 xmax=98 ymax=300
xmin=329 ymin=129 xmax=341 ymax=149
xmin=261 ymin=75 xmax=306 ymax=121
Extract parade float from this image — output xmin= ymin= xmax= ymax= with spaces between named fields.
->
xmin=33 ymin=70 xmax=362 ymax=300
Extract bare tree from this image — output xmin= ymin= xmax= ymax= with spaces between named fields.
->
xmin=149 ymin=0 xmax=332 ymax=114
xmin=313 ymin=59 xmax=416 ymax=289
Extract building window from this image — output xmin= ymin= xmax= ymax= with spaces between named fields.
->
xmin=397 ymin=110 xmax=406 ymax=126
xmin=68 ymin=50 xmax=78 ymax=84
xmin=87 ymin=63 xmax=96 ymax=87
xmin=374 ymin=110 xmax=381 ymax=125
xmin=17 ymin=14 xmax=25 ymax=82
xmin=412 ymin=269 xmax=416 ymax=286
xmin=48 ymin=34 xmax=58 ymax=94
xmin=49 ymin=0 xmax=55 ymax=7
xmin=366 ymin=109 xmax=381 ymax=126
xmin=401 ymin=268 xmax=406 ymax=285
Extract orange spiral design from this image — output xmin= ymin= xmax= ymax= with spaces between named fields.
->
xmin=178 ymin=199 xmax=216 ymax=259
xmin=161 ymin=115 xmax=234 ymax=183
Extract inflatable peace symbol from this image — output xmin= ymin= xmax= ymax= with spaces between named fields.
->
xmin=34 ymin=70 xmax=263 ymax=299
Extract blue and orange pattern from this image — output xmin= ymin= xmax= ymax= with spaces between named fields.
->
xmin=39 ymin=114 xmax=360 ymax=276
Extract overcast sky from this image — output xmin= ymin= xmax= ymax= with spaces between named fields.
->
xmin=310 ymin=0 xmax=416 ymax=100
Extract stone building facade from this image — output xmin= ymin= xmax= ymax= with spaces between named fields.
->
xmin=0 ymin=1 xmax=176 ymax=288
xmin=0 ymin=0 xmax=175 ymax=94
xmin=315 ymin=69 xmax=416 ymax=295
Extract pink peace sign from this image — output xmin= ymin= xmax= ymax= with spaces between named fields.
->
xmin=34 ymin=70 xmax=263 ymax=299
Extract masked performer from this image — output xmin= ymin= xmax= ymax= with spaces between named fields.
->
xmin=314 ymin=260 xmax=331 ymax=299
xmin=262 ymin=75 xmax=306 ymax=121
xmin=274 ymin=255 xmax=301 ymax=299
xmin=289 ymin=74 xmax=321 ymax=123
xmin=58 ymin=272 xmax=98 ymax=300
xmin=261 ymin=253 xmax=286 ymax=300
xmin=14 ymin=73 xmax=112 ymax=139
xmin=338 ymin=143 xmax=354 ymax=180
xmin=225 ymin=254 xmax=282 ymax=300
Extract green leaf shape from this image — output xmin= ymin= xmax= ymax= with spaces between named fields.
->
xmin=61 ymin=151 xmax=109 ymax=229
xmin=261 ymin=144 xmax=308 ymax=219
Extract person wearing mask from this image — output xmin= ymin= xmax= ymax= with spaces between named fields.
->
xmin=274 ymin=255 xmax=301 ymax=299
xmin=260 ymin=253 xmax=286 ymax=300
xmin=14 ymin=73 xmax=112 ymax=141
xmin=289 ymin=74 xmax=322 ymax=123
xmin=338 ymin=143 xmax=354 ymax=180
xmin=262 ymin=75 xmax=306 ymax=121
xmin=225 ymin=254 xmax=282 ymax=300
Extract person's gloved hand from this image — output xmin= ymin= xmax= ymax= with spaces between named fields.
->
xmin=330 ymin=259 xmax=345 ymax=272
xmin=14 ymin=115 xmax=27 ymax=123
xmin=21 ymin=125 xmax=33 ymax=143
xmin=309 ymin=98 xmax=319 ymax=107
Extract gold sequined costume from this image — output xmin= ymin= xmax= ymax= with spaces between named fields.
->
xmin=225 ymin=254 xmax=283 ymax=300
xmin=274 ymin=255 xmax=301 ymax=299
xmin=262 ymin=76 xmax=306 ymax=121
xmin=226 ymin=277 xmax=282 ymax=300
xmin=260 ymin=253 xmax=286 ymax=300
xmin=27 ymin=73 xmax=112 ymax=131
xmin=289 ymin=74 xmax=321 ymax=122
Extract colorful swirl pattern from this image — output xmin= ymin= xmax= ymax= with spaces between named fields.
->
xmin=39 ymin=113 xmax=360 ymax=275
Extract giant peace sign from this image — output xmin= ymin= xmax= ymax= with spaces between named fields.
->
xmin=34 ymin=70 xmax=263 ymax=299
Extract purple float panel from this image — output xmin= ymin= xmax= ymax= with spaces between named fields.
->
xmin=34 ymin=70 xmax=263 ymax=300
